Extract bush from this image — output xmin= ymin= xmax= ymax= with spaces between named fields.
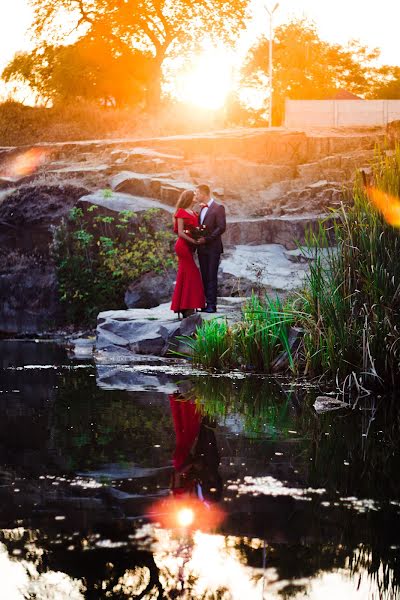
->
xmin=53 ymin=203 xmax=176 ymax=325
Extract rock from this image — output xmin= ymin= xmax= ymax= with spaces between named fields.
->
xmin=111 ymin=171 xmax=162 ymax=196
xmin=110 ymin=171 xmax=193 ymax=205
xmin=0 ymin=183 xmax=89 ymax=254
xmin=0 ymin=254 xmax=62 ymax=335
xmin=271 ymin=327 xmax=303 ymax=372
xmin=125 ymin=269 xmax=176 ymax=309
xmin=225 ymin=214 xmax=336 ymax=249
xmin=221 ymin=244 xmax=310 ymax=291
xmin=96 ymin=307 xmax=202 ymax=357
xmin=313 ymin=396 xmax=349 ymax=413
xmin=70 ymin=337 xmax=95 ymax=359
xmin=78 ymin=190 xmax=173 ymax=216
xmin=95 ymin=299 xmax=245 ymax=360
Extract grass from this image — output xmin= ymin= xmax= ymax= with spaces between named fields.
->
xmin=0 ymin=99 xmax=227 ymax=146
xmin=184 ymin=144 xmax=400 ymax=389
xmin=182 ymin=293 xmax=296 ymax=373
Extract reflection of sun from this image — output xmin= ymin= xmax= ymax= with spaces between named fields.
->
xmin=175 ymin=46 xmax=233 ymax=110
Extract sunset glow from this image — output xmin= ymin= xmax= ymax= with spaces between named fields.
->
xmin=174 ymin=47 xmax=234 ymax=110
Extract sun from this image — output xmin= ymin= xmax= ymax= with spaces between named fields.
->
xmin=175 ymin=46 xmax=233 ymax=110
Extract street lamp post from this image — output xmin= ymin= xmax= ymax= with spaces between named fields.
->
xmin=264 ymin=2 xmax=279 ymax=127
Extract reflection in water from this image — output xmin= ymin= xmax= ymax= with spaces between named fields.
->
xmin=1 ymin=341 xmax=400 ymax=598
xmin=170 ymin=392 xmax=222 ymax=503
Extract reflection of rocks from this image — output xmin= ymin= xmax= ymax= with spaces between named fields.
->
xmin=313 ymin=396 xmax=349 ymax=413
xmin=96 ymin=367 xmax=179 ymax=393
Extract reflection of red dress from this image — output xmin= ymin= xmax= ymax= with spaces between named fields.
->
xmin=171 ymin=209 xmax=206 ymax=312
xmin=169 ymin=393 xmax=201 ymax=471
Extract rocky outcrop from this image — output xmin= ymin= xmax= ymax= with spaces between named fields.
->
xmin=0 ymin=127 xmax=385 ymax=334
xmin=96 ymin=308 xmax=202 ymax=357
xmin=78 ymin=190 xmax=173 ymax=219
xmin=220 ymin=244 xmax=312 ymax=292
xmin=225 ymin=214 xmax=336 ymax=249
xmin=125 ymin=268 xmax=176 ymax=309
xmin=0 ymin=183 xmax=89 ymax=253
xmin=0 ymin=253 xmax=62 ymax=334
xmin=95 ymin=299 xmax=245 ymax=360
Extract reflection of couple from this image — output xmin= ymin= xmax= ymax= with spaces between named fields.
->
xmin=171 ymin=184 xmax=226 ymax=317
xmin=169 ymin=392 xmax=222 ymax=503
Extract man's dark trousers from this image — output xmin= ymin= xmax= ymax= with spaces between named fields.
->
xmin=198 ymin=249 xmax=221 ymax=309
xmin=197 ymin=201 xmax=226 ymax=309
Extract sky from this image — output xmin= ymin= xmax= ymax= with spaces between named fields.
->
xmin=1 ymin=0 xmax=399 ymax=69
xmin=0 ymin=0 xmax=399 ymax=103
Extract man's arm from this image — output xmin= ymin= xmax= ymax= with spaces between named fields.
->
xmin=207 ymin=205 xmax=226 ymax=241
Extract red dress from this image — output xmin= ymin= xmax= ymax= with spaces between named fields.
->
xmin=171 ymin=209 xmax=205 ymax=312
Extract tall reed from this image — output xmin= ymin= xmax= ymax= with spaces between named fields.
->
xmin=183 ymin=293 xmax=295 ymax=372
xmin=298 ymin=144 xmax=400 ymax=386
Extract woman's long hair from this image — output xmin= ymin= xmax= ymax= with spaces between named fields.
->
xmin=173 ymin=190 xmax=194 ymax=223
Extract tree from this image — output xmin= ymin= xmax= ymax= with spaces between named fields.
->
xmin=369 ymin=66 xmax=400 ymax=99
xmin=242 ymin=19 xmax=380 ymax=125
xmin=28 ymin=0 xmax=250 ymax=108
xmin=2 ymin=33 xmax=153 ymax=106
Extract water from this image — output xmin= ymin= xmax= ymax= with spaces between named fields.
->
xmin=0 ymin=339 xmax=399 ymax=599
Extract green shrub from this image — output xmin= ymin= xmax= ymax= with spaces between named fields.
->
xmin=53 ymin=204 xmax=176 ymax=325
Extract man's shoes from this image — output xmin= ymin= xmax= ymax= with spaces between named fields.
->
xmin=204 ymin=306 xmax=217 ymax=313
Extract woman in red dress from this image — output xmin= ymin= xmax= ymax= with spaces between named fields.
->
xmin=171 ymin=190 xmax=206 ymax=318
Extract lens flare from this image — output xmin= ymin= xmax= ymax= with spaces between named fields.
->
xmin=3 ymin=148 xmax=48 ymax=179
xmin=367 ymin=186 xmax=400 ymax=227
xmin=177 ymin=507 xmax=195 ymax=528
xmin=147 ymin=496 xmax=225 ymax=532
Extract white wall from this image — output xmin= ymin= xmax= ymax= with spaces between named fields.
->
xmin=285 ymin=99 xmax=400 ymax=128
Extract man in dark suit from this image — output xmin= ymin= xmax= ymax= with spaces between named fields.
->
xmin=195 ymin=184 xmax=226 ymax=313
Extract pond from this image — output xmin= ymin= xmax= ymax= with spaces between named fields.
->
xmin=0 ymin=339 xmax=399 ymax=599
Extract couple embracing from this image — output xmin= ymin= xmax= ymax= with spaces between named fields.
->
xmin=171 ymin=184 xmax=226 ymax=318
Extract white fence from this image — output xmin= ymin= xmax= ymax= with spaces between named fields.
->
xmin=285 ymin=99 xmax=400 ymax=128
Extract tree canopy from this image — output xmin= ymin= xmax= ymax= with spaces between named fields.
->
xmin=242 ymin=19 xmax=381 ymax=124
xmin=2 ymin=33 xmax=152 ymax=106
xmin=27 ymin=0 xmax=250 ymax=106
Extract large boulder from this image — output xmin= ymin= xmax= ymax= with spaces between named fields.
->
xmin=0 ymin=183 xmax=89 ymax=253
xmin=125 ymin=268 xmax=176 ymax=309
xmin=96 ymin=307 xmax=202 ymax=357
xmin=220 ymin=244 xmax=311 ymax=292
xmin=110 ymin=171 xmax=194 ymax=206
xmin=225 ymin=214 xmax=336 ymax=249
xmin=78 ymin=190 xmax=173 ymax=218
xmin=0 ymin=253 xmax=62 ymax=334
xmin=95 ymin=299 xmax=245 ymax=361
